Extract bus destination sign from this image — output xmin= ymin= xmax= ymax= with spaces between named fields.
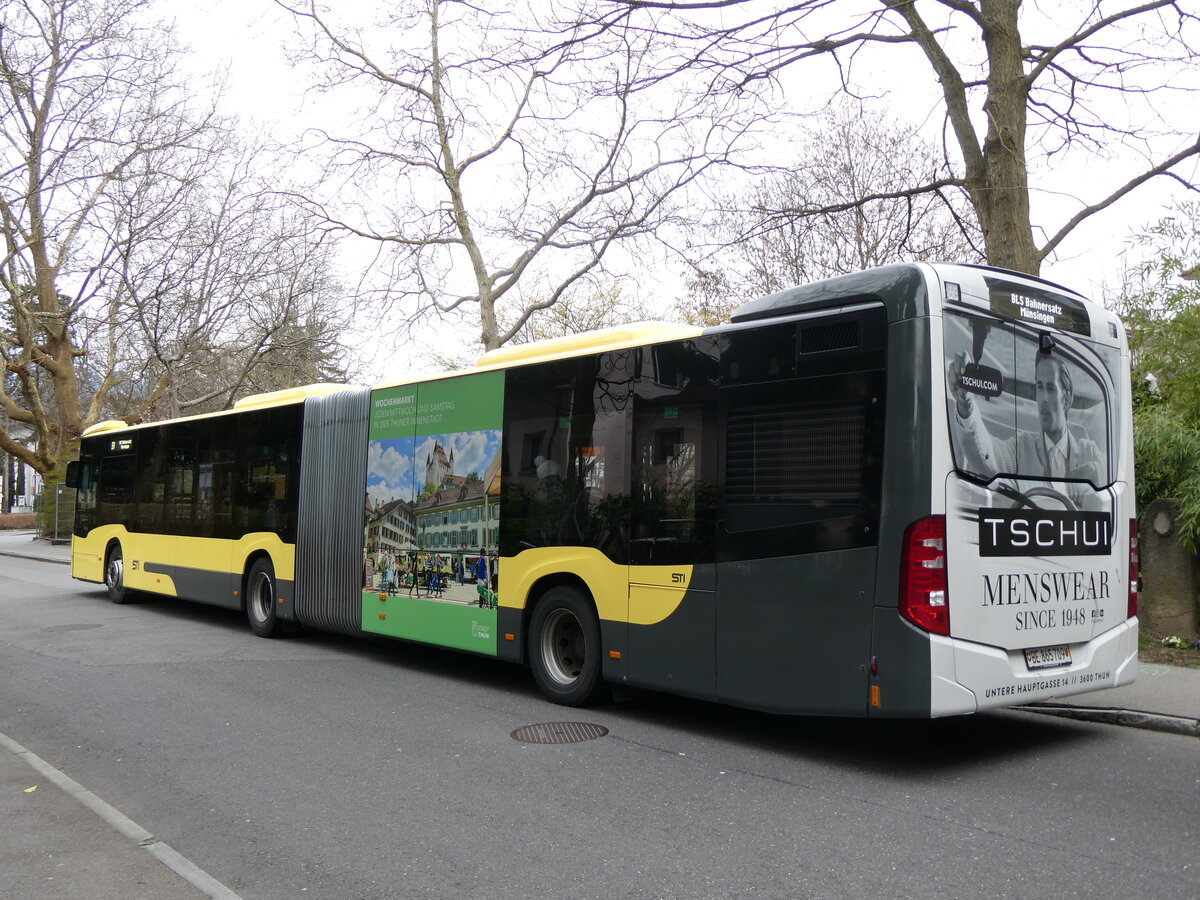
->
xmin=985 ymin=277 xmax=1090 ymax=336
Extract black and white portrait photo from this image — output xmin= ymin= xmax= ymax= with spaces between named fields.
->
xmin=944 ymin=311 xmax=1111 ymax=511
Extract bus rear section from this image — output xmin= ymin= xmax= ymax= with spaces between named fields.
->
xmin=907 ymin=265 xmax=1138 ymax=716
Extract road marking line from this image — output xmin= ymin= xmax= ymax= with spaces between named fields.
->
xmin=0 ymin=729 xmax=242 ymax=900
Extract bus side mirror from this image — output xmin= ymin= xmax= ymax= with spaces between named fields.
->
xmin=65 ymin=460 xmax=80 ymax=489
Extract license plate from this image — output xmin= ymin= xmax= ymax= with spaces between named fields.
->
xmin=1024 ymin=645 xmax=1071 ymax=670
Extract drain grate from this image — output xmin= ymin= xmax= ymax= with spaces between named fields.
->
xmin=511 ymin=722 xmax=609 ymax=744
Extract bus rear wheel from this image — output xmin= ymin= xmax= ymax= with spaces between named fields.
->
xmin=245 ymin=558 xmax=283 ymax=638
xmin=529 ymin=586 xmax=608 ymax=706
xmin=105 ymin=545 xmax=130 ymax=604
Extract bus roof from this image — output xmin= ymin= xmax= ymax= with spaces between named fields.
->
xmin=474 ymin=321 xmax=701 ymax=369
xmin=728 ymin=262 xmax=1102 ymax=331
xmin=79 ymin=383 xmax=349 ymax=438
xmin=730 ymin=264 xmax=929 ymax=324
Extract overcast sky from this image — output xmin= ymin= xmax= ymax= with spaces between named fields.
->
xmin=172 ymin=0 xmax=1198 ymax=336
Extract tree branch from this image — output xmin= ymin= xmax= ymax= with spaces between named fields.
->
xmin=1039 ymin=136 xmax=1200 ymax=265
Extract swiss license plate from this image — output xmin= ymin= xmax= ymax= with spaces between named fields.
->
xmin=1024 ymin=645 xmax=1072 ymax=670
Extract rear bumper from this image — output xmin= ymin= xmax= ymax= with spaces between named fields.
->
xmin=929 ymin=618 xmax=1139 ymax=717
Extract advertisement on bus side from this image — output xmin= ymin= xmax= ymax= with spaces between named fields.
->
xmin=361 ymin=370 xmax=504 ymax=654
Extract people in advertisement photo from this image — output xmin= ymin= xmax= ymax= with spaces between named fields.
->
xmin=363 ymin=431 xmax=501 ymax=604
xmin=945 ymin=313 xmax=1109 ymax=512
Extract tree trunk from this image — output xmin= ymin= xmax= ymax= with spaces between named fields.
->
xmin=974 ymin=0 xmax=1040 ymax=276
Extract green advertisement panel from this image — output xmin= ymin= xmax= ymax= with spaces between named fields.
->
xmin=362 ymin=371 xmax=504 ymax=654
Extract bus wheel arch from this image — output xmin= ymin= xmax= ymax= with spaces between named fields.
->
xmin=243 ymin=553 xmax=283 ymax=638
xmin=103 ymin=540 xmax=130 ymax=604
xmin=527 ymin=580 xmax=609 ymax=706
xmin=519 ymin=572 xmax=590 ymax=661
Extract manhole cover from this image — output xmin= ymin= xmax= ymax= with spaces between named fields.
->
xmin=511 ymin=722 xmax=609 ymax=744
xmin=42 ymin=623 xmax=103 ymax=633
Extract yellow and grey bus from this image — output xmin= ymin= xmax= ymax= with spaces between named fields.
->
xmin=68 ymin=263 xmax=1139 ymax=716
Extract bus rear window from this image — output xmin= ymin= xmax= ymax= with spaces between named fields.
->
xmin=944 ymin=310 xmax=1115 ymax=491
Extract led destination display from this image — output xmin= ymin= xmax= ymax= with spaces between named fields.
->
xmin=985 ymin=276 xmax=1091 ymax=336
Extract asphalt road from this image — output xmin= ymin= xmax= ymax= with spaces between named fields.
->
xmin=2 ymin=556 xmax=1197 ymax=899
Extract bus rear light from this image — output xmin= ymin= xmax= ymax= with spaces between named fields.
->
xmin=1128 ymin=518 xmax=1139 ymax=620
xmin=900 ymin=515 xmax=950 ymax=636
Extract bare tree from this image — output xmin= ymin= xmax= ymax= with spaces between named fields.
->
xmin=277 ymin=0 xmax=744 ymax=351
xmin=1 ymin=0 xmax=357 ymax=477
xmin=101 ymin=148 xmax=358 ymax=421
xmin=565 ymin=0 xmax=1200 ymax=277
xmin=0 ymin=0 xmax=224 ymax=475
xmin=679 ymin=103 xmax=983 ymax=322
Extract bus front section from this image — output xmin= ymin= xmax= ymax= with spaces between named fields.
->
xmin=917 ymin=265 xmax=1137 ymax=716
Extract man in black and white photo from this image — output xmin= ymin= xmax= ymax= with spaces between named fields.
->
xmin=949 ymin=350 xmax=1104 ymax=502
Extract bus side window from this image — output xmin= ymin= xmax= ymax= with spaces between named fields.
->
xmin=193 ymin=427 xmax=236 ymax=539
xmin=632 ymin=403 xmax=715 ymax=566
xmin=97 ymin=454 xmax=136 ymax=531
xmin=630 ymin=338 xmax=720 ymax=567
xmin=719 ymin=311 xmax=887 ymax=559
xmin=166 ymin=426 xmax=196 ymax=536
xmin=501 ymin=360 xmax=577 ymax=554
xmin=236 ymin=405 xmax=301 ymax=540
xmin=500 ymin=352 xmax=635 ymax=560
xmin=133 ymin=428 xmax=166 ymax=534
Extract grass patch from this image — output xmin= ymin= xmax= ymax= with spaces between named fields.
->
xmin=1139 ymin=628 xmax=1200 ymax=669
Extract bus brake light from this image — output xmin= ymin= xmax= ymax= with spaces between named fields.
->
xmin=1128 ymin=519 xmax=1139 ymax=620
xmin=899 ymin=515 xmax=949 ymax=636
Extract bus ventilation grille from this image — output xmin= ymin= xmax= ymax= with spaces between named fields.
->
xmin=800 ymin=320 xmax=858 ymax=354
xmin=510 ymin=722 xmax=609 ymax=744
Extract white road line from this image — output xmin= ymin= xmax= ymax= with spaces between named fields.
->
xmin=0 ymin=729 xmax=242 ymax=900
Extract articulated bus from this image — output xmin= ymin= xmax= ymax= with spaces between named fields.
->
xmin=67 ymin=263 xmax=1138 ymax=717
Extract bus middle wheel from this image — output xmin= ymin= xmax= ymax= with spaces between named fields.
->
xmin=529 ymin=585 xmax=608 ymax=707
xmin=245 ymin=557 xmax=283 ymax=638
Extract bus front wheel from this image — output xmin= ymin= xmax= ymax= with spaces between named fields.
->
xmin=245 ymin=558 xmax=282 ymax=638
xmin=529 ymin=586 xmax=608 ymax=706
xmin=105 ymin=545 xmax=130 ymax=604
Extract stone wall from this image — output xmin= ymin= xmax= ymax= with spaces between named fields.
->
xmin=1139 ymin=499 xmax=1200 ymax=637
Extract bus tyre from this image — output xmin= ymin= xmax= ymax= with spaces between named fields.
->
xmin=245 ymin=558 xmax=282 ymax=638
xmin=105 ymin=544 xmax=129 ymax=604
xmin=529 ymin=586 xmax=608 ymax=706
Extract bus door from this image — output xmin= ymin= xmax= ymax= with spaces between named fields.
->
xmin=89 ymin=439 xmax=138 ymax=578
xmin=628 ymin=387 xmax=718 ymax=699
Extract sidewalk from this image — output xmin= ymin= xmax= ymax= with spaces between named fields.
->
xmin=1022 ymin=661 xmax=1200 ymax=736
xmin=0 ymin=528 xmax=70 ymax=565
xmin=0 ymin=734 xmax=213 ymax=899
